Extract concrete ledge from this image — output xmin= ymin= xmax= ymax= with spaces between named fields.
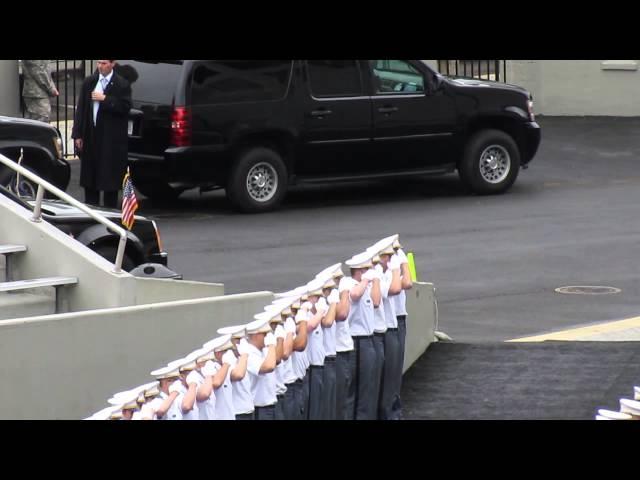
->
xmin=601 ymin=60 xmax=638 ymax=71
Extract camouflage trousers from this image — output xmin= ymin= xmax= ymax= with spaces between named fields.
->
xmin=24 ymin=97 xmax=52 ymax=123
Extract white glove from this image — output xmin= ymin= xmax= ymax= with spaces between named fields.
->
xmin=301 ymin=301 xmax=313 ymax=311
xmin=315 ymin=297 xmax=328 ymax=315
xmin=295 ymin=309 xmax=309 ymax=324
xmin=396 ymin=248 xmax=408 ymax=264
xmin=237 ymin=338 xmax=251 ymax=355
xmin=168 ymin=379 xmax=182 ymax=395
xmin=201 ymin=360 xmax=217 ymax=377
xmin=284 ymin=317 xmax=297 ymax=334
xmin=388 ymin=255 xmax=401 ymax=270
xmin=222 ymin=349 xmax=236 ymax=365
xmin=275 ymin=324 xmax=286 ymax=340
xmin=338 ymin=276 xmax=353 ymax=293
xmin=264 ymin=332 xmax=277 ymax=347
xmin=362 ymin=269 xmax=379 ymax=281
xmin=327 ymin=288 xmax=340 ymax=304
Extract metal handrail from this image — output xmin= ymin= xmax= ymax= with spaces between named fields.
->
xmin=0 ymin=152 xmax=128 ymax=273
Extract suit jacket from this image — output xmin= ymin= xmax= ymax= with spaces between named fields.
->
xmin=72 ymin=71 xmax=132 ymax=191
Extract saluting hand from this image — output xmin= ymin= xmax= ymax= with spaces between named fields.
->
xmin=91 ymin=91 xmax=106 ymax=102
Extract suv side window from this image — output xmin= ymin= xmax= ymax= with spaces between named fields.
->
xmin=306 ymin=60 xmax=364 ymax=98
xmin=371 ymin=60 xmax=425 ymax=94
xmin=190 ymin=61 xmax=293 ymax=105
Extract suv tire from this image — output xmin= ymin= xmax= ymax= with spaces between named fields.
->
xmin=227 ymin=147 xmax=287 ymax=213
xmin=459 ymin=129 xmax=520 ymax=195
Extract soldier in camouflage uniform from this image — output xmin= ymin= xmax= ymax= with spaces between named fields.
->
xmin=22 ymin=60 xmax=59 ymax=123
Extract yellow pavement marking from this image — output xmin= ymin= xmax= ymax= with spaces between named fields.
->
xmin=506 ymin=316 xmax=640 ymax=342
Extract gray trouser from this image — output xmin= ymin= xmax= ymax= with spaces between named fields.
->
xmin=283 ymin=383 xmax=297 ymax=420
xmin=353 ymin=335 xmax=377 ymax=420
xmin=291 ymin=378 xmax=305 ymax=420
xmin=372 ymin=333 xmax=386 ymax=419
xmin=322 ymin=356 xmax=337 ymax=420
xmin=395 ymin=315 xmax=407 ymax=416
xmin=302 ymin=369 xmax=310 ymax=419
xmin=336 ymin=349 xmax=357 ymax=420
xmin=379 ymin=328 xmax=401 ymax=420
xmin=255 ymin=404 xmax=276 ymax=420
xmin=275 ymin=394 xmax=286 ymax=420
xmin=308 ymin=364 xmax=325 ymax=420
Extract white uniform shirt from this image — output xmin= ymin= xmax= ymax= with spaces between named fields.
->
xmin=347 ymin=277 xmax=375 ymax=336
xmin=143 ymin=397 xmax=163 ymax=420
xmin=291 ymin=348 xmax=309 ymax=380
xmin=281 ymin=322 xmax=298 ymax=384
xmin=380 ymin=265 xmax=398 ymax=328
xmin=197 ymin=362 xmax=217 ymax=420
xmin=212 ymin=361 xmax=235 ymax=420
xmin=274 ymin=358 xmax=288 ymax=394
xmin=158 ymin=389 xmax=183 ymax=421
xmin=322 ymin=321 xmax=337 ymax=356
xmin=392 ymin=288 xmax=407 ymax=316
xmin=231 ymin=354 xmax=255 ymax=416
xmin=307 ymin=320 xmax=326 ymax=366
xmin=336 ymin=277 xmax=355 ymax=352
xmin=373 ymin=265 xmax=388 ymax=333
xmin=246 ymin=343 xmax=278 ymax=407
xmin=178 ymin=372 xmax=201 ymax=420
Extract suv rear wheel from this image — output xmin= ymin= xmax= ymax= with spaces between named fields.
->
xmin=227 ymin=147 xmax=287 ymax=213
xmin=459 ymin=129 xmax=521 ymax=194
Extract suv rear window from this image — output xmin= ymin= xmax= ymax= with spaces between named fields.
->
xmin=118 ymin=60 xmax=183 ymax=105
xmin=306 ymin=60 xmax=364 ymax=98
xmin=190 ymin=60 xmax=293 ymax=105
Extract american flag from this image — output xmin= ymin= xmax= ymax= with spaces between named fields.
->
xmin=121 ymin=167 xmax=139 ymax=230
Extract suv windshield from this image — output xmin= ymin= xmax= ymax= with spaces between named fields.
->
xmin=119 ymin=60 xmax=184 ymax=105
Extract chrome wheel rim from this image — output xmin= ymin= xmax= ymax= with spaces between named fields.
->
xmin=246 ymin=162 xmax=278 ymax=202
xmin=479 ymin=144 xmax=511 ymax=184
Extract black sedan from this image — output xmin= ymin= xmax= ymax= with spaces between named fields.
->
xmin=1 ymin=184 xmax=169 ymax=272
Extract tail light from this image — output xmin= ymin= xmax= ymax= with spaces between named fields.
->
xmin=527 ymin=98 xmax=535 ymax=122
xmin=170 ymin=106 xmax=191 ymax=146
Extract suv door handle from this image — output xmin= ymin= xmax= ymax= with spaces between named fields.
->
xmin=309 ymin=109 xmax=333 ymax=118
xmin=378 ymin=106 xmax=399 ymax=114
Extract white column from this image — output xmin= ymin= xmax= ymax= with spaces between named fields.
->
xmin=0 ymin=60 xmax=20 ymax=117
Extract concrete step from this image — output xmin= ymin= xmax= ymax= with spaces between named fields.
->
xmin=0 ymin=291 xmax=54 ymax=321
xmin=0 ymin=276 xmax=78 ymax=293
xmin=0 ymin=245 xmax=27 ymax=255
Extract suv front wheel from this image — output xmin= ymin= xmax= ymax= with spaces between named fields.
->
xmin=458 ymin=129 xmax=521 ymax=195
xmin=227 ymin=147 xmax=287 ymax=213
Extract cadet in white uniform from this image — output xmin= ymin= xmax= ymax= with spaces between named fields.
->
xmin=149 ymin=361 xmax=183 ymax=420
xmin=266 ymin=297 xmax=298 ymax=419
xmin=391 ymin=239 xmax=412 ymax=418
xmin=335 ymin=269 xmax=355 ymax=420
xmin=192 ymin=346 xmax=218 ymax=420
xmin=107 ymin=389 xmax=141 ymax=420
xmin=176 ymin=353 xmax=202 ymax=420
xmin=289 ymin=298 xmax=310 ymax=419
xmin=345 ymin=250 xmax=381 ymax=420
xmin=217 ymin=325 xmax=253 ymax=420
xmin=305 ymin=277 xmax=330 ymax=420
xmin=206 ymin=335 xmax=237 ymax=420
xmin=245 ymin=314 xmax=278 ymax=420
xmin=316 ymin=272 xmax=340 ymax=420
xmin=263 ymin=306 xmax=288 ymax=420
xmin=376 ymin=240 xmax=403 ymax=420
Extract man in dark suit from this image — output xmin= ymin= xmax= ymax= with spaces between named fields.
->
xmin=72 ymin=60 xmax=132 ymax=208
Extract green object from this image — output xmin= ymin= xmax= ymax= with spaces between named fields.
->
xmin=407 ymin=252 xmax=417 ymax=282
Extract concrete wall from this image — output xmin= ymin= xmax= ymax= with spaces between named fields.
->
xmin=0 ymin=282 xmax=435 ymax=419
xmin=0 ymin=291 xmax=274 ymax=419
xmin=507 ymin=60 xmax=640 ymax=116
xmin=133 ymin=277 xmax=224 ymax=304
xmin=0 ymin=60 xmax=19 ymax=117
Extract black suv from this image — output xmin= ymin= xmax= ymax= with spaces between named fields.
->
xmin=123 ymin=60 xmax=540 ymax=212
xmin=0 ymin=116 xmax=69 ymax=196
